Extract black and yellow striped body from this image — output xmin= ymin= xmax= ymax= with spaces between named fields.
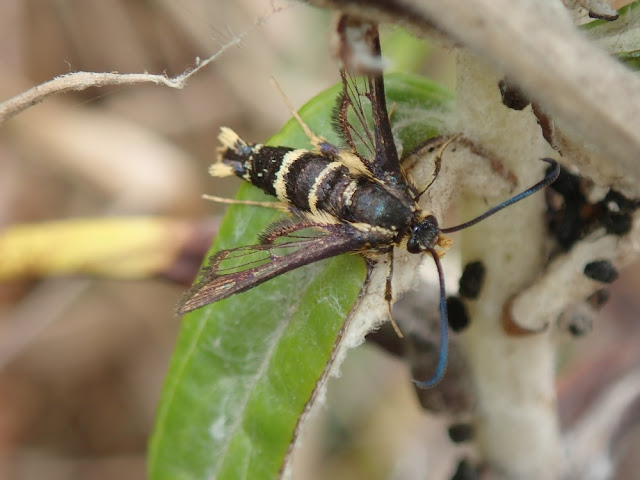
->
xmin=180 ymin=21 xmax=560 ymax=392
xmin=213 ymin=128 xmax=417 ymax=241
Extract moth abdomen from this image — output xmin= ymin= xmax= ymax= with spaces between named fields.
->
xmin=215 ymin=128 xmax=354 ymax=215
xmin=213 ymin=128 xmax=416 ymax=235
xmin=281 ymin=152 xmax=349 ymax=211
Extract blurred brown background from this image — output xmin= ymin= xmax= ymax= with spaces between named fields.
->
xmin=1 ymin=1 xmax=639 ymax=480
xmin=0 ymin=2 xmax=341 ymax=479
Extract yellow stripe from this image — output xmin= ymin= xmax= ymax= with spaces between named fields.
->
xmin=340 ymin=151 xmax=372 ymax=176
xmin=308 ymin=162 xmax=343 ymax=215
xmin=273 ymin=149 xmax=307 ymax=202
xmin=350 ymin=222 xmax=396 ymax=237
xmin=342 ymin=180 xmax=359 ymax=207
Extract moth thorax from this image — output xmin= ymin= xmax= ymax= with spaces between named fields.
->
xmin=407 ymin=215 xmax=440 ymax=254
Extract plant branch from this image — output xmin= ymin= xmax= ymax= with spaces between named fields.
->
xmin=0 ymin=35 xmax=244 ymax=124
xmin=512 ymin=212 xmax=640 ymax=331
xmin=304 ymin=0 xmax=640 ymax=193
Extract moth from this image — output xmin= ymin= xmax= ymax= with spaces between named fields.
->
xmin=177 ymin=21 xmax=559 ymax=387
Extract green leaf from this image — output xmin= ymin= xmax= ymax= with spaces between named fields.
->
xmin=582 ymin=0 xmax=640 ymax=71
xmin=580 ymin=0 xmax=640 ymax=32
xmin=616 ymin=49 xmax=640 ymax=71
xmin=148 ymin=72 xmax=452 ymax=480
xmin=382 ymin=27 xmax=433 ymax=74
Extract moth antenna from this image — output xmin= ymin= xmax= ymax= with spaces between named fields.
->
xmin=387 ymin=101 xmax=397 ymax=118
xmin=269 ymin=76 xmax=320 ymax=142
xmin=414 ymin=248 xmax=449 ymax=388
xmin=441 ymin=158 xmax=560 ymax=234
xmin=416 ymin=135 xmax=459 ymax=200
xmin=269 ymin=76 xmax=339 ymax=156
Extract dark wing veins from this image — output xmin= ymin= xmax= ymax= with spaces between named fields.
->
xmin=179 ymin=23 xmax=423 ymax=316
xmin=176 ymin=224 xmax=368 ymax=315
xmin=332 ymin=23 xmax=414 ymax=201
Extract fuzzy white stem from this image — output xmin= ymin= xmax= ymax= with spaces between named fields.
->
xmin=455 ymin=51 xmax=562 ymax=480
xmin=410 ymin=0 xmax=640 ymax=191
xmin=512 ymin=212 xmax=640 ymax=330
xmin=307 ymin=0 xmax=640 ymax=193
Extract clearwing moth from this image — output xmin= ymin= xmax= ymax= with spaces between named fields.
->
xmin=178 ymin=20 xmax=559 ymax=387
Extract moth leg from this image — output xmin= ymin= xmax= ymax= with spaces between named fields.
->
xmin=387 ymin=101 xmax=397 ymax=119
xmin=384 ymin=249 xmax=404 ymax=338
xmin=269 ymin=77 xmax=341 ymax=157
xmin=415 ymin=134 xmax=459 ymax=199
xmin=202 ymin=194 xmax=288 ymax=211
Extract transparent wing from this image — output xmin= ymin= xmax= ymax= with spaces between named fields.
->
xmin=334 ymin=70 xmax=376 ymax=163
xmin=332 ymin=23 xmax=407 ymax=192
xmin=176 ymin=224 xmax=366 ymax=314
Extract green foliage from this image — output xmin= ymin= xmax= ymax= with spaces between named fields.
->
xmin=148 ymin=73 xmax=452 ymax=480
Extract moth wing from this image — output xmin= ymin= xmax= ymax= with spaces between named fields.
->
xmin=333 ymin=23 xmax=409 ymax=195
xmin=176 ymin=226 xmax=366 ymax=315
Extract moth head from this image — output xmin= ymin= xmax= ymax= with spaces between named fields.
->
xmin=406 ymin=215 xmax=440 ymax=254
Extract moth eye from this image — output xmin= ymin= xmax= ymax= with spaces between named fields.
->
xmin=425 ymin=215 xmax=438 ymax=227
